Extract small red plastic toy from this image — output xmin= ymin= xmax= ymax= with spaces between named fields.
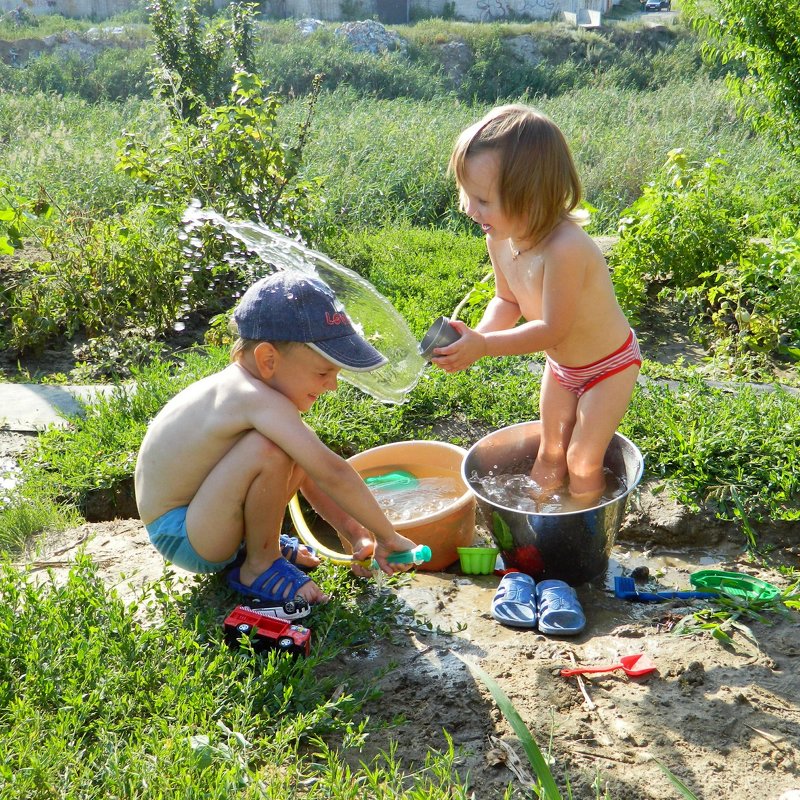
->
xmin=223 ymin=605 xmax=311 ymax=657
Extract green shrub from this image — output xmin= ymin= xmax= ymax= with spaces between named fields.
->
xmin=88 ymin=46 xmax=154 ymax=101
xmin=149 ymin=0 xmax=256 ymax=120
xmin=610 ymin=149 xmax=752 ymax=317
xmin=1 ymin=204 xmax=185 ymax=356
xmin=118 ymin=70 xmax=321 ymax=236
xmin=682 ymin=231 xmax=800 ymax=369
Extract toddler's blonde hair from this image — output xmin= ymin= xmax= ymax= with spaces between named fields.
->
xmin=449 ymin=104 xmax=583 ymax=245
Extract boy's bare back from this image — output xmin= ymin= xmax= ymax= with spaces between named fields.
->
xmin=135 ymin=362 xmax=308 ymax=525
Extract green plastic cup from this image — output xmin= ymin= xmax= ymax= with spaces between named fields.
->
xmin=457 ymin=546 xmax=499 ymax=575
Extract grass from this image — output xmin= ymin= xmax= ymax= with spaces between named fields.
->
xmin=0 ymin=554 xmax=477 ymax=798
xmin=276 ymin=79 xmax=800 ymax=236
xmin=0 ymin=91 xmax=161 ymax=213
xmin=1 ymin=14 xmax=799 ymax=798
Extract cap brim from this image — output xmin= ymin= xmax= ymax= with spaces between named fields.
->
xmin=306 ymin=337 xmax=388 ymax=373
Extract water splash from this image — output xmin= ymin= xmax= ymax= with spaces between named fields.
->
xmin=183 ymin=207 xmax=426 ymax=404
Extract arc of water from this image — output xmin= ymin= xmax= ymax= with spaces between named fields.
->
xmin=183 ymin=207 xmax=427 ymax=404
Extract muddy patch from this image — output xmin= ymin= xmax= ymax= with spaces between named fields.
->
xmin=11 ymin=491 xmax=800 ymax=799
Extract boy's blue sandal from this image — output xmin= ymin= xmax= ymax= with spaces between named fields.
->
xmin=230 ymin=535 xmax=316 ymax=572
xmin=535 ymin=580 xmax=586 ymax=636
xmin=492 ymin=572 xmax=538 ymax=628
xmin=227 ymin=558 xmax=312 ymax=604
xmin=280 ymin=534 xmax=317 ymax=569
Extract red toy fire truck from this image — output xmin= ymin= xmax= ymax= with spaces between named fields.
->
xmin=223 ymin=605 xmax=311 ymax=657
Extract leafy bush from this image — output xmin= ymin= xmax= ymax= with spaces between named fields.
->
xmin=680 ymin=232 xmax=800 ymax=370
xmin=683 ymin=0 xmax=800 ymax=156
xmin=87 ymin=46 xmax=154 ymax=101
xmin=118 ymin=70 xmax=321 ymax=236
xmin=610 ymin=149 xmax=752 ymax=318
xmin=0 ymin=180 xmax=50 ymax=255
xmin=1 ymin=204 xmax=185 ymax=355
xmin=149 ymin=0 xmax=255 ymax=119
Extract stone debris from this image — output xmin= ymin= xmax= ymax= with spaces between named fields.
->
xmin=296 ymin=18 xmax=324 ymax=36
xmin=334 ymin=19 xmax=406 ymax=54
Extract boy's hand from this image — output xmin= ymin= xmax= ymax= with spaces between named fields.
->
xmin=371 ymin=533 xmax=419 ymax=575
xmin=431 ymin=320 xmax=485 ymax=373
xmin=349 ymin=533 xmax=419 ymax=577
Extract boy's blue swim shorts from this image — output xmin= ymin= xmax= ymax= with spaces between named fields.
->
xmin=145 ymin=506 xmax=237 ymax=574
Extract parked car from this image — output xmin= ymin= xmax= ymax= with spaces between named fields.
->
xmin=645 ymin=0 xmax=671 ymax=9
xmin=223 ymin=605 xmax=312 ymax=657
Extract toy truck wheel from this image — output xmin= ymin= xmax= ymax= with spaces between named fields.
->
xmin=283 ymin=597 xmax=309 ymax=615
xmin=236 ymin=623 xmax=253 ymax=636
xmin=277 ymin=637 xmax=295 ymax=651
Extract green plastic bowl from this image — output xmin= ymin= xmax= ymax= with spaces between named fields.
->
xmin=690 ymin=569 xmax=780 ymax=602
xmin=457 ymin=546 xmax=499 ymax=575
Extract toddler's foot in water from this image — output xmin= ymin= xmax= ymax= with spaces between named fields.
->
xmin=530 ymin=457 xmax=567 ymax=497
xmin=563 ymin=488 xmax=604 ymax=511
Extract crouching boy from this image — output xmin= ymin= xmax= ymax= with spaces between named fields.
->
xmin=134 ymin=271 xmax=417 ymax=606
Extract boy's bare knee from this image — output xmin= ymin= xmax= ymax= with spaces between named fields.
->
xmin=240 ymin=430 xmax=293 ymax=470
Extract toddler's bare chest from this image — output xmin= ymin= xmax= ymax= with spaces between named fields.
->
xmin=501 ymin=255 xmax=544 ymax=320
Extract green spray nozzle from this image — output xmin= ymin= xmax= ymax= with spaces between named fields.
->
xmin=370 ymin=544 xmax=432 ymax=570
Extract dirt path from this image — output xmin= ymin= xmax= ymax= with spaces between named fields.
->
xmin=11 ymin=485 xmax=800 ymax=800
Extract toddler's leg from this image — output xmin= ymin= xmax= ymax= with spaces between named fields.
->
xmin=185 ymin=431 xmax=326 ymax=603
xmin=566 ymin=364 xmax=640 ymax=499
xmin=531 ymin=365 xmax=578 ymax=492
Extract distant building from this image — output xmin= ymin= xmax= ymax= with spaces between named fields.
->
xmin=280 ymin=0 xmax=612 ymax=22
xmin=1 ymin=0 xmax=134 ymax=16
xmin=0 ymin=0 xmax=614 ymax=23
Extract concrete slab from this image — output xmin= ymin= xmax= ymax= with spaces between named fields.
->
xmin=0 ymin=383 xmax=119 ymax=432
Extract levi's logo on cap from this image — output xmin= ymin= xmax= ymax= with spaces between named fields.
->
xmin=325 ymin=311 xmax=349 ymax=326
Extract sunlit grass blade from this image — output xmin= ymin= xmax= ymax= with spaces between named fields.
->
xmin=452 ymin=651 xmax=562 ymax=800
xmin=655 ymin=760 xmax=700 ymax=799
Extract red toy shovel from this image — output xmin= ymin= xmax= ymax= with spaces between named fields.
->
xmin=560 ymin=653 xmax=657 ymax=678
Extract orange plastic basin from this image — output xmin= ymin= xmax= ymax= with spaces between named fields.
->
xmin=348 ymin=440 xmax=476 ymax=571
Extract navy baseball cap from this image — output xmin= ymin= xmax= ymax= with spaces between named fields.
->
xmin=233 ymin=272 xmax=388 ymax=372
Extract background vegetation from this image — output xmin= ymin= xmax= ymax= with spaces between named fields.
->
xmin=1 ymin=2 xmax=799 ymax=796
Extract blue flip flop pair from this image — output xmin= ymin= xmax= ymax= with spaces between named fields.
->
xmin=491 ymin=573 xmax=585 ymax=635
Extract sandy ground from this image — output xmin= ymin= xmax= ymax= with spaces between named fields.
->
xmin=9 ymin=468 xmax=800 ymax=800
